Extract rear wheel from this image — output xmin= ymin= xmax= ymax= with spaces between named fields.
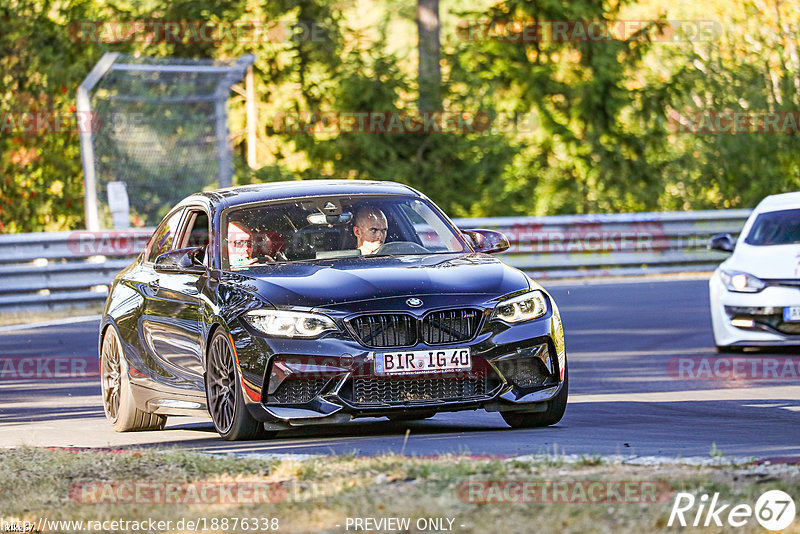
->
xmin=100 ymin=327 xmax=166 ymax=432
xmin=501 ymin=365 xmax=568 ymax=428
xmin=206 ymin=330 xmax=270 ymax=441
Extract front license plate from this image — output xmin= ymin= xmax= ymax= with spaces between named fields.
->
xmin=374 ymin=348 xmax=471 ymax=375
xmin=784 ymin=306 xmax=800 ymax=322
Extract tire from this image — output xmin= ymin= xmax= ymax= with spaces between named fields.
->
xmin=100 ymin=326 xmax=166 ymax=432
xmin=716 ymin=344 xmax=745 ymax=353
xmin=206 ymin=330 xmax=267 ymax=441
xmin=501 ymin=364 xmax=568 ymax=428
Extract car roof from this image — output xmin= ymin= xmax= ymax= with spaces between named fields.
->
xmin=188 ymin=179 xmax=421 ymax=208
xmin=754 ymin=191 xmax=800 ymax=213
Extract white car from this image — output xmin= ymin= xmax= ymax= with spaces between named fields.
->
xmin=709 ymin=192 xmax=800 ymax=351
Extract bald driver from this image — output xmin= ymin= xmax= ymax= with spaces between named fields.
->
xmin=353 ymin=207 xmax=388 ymax=255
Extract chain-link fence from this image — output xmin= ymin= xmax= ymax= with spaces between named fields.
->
xmin=78 ymin=53 xmax=254 ymax=229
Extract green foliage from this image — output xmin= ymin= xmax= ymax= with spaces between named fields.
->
xmin=645 ymin=0 xmax=800 ymax=209
xmin=0 ymin=0 xmax=102 ymax=231
xmin=3 ymin=0 xmax=800 ymax=231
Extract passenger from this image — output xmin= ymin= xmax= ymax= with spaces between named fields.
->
xmin=353 ymin=207 xmax=388 ymax=255
xmin=227 ymin=220 xmax=258 ymax=267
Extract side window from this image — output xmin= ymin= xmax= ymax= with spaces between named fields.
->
xmin=181 ymin=210 xmax=210 ymax=264
xmin=145 ymin=209 xmax=184 ymax=263
xmin=399 ymin=202 xmax=447 ymax=251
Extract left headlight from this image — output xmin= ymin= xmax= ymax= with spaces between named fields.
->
xmin=491 ymin=290 xmax=548 ymax=323
xmin=244 ymin=310 xmax=339 ymax=338
xmin=719 ymin=270 xmax=766 ymax=293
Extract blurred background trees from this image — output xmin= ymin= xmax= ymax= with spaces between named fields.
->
xmin=2 ymin=0 xmax=800 ymax=231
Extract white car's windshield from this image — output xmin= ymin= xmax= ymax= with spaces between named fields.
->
xmin=744 ymin=208 xmax=800 ymax=246
xmin=222 ymin=195 xmax=468 ymax=269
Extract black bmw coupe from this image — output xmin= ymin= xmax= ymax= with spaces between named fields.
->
xmin=99 ymin=180 xmax=567 ymax=440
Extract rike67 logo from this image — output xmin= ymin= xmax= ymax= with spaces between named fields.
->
xmin=668 ymin=490 xmax=796 ymax=531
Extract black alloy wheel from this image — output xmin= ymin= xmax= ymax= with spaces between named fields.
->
xmin=206 ymin=329 xmax=273 ymax=440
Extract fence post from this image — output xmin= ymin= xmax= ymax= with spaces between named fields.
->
xmin=77 ymin=52 xmax=120 ymax=231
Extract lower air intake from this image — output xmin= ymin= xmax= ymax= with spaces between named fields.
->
xmin=271 ymin=379 xmax=328 ymax=404
xmin=350 ymin=374 xmax=487 ymax=405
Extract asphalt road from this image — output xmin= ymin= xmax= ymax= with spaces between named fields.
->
xmin=2 ymin=277 xmax=799 ymax=459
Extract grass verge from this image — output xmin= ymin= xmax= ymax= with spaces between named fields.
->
xmin=1 ymin=447 xmax=798 ymax=533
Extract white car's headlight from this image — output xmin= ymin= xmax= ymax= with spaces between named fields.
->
xmin=244 ymin=310 xmax=338 ymax=338
xmin=491 ymin=290 xmax=548 ymax=323
xmin=719 ymin=270 xmax=766 ymax=293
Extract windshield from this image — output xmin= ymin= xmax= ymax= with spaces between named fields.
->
xmin=744 ymin=208 xmax=800 ymax=246
xmin=222 ymin=195 xmax=468 ymax=269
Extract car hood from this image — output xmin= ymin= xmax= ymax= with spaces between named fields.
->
xmin=724 ymin=243 xmax=800 ymax=279
xmin=227 ymin=253 xmax=530 ymax=308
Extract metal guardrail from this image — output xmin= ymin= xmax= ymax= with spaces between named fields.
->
xmin=457 ymin=209 xmax=751 ymax=279
xmin=0 ymin=210 xmax=751 ymax=313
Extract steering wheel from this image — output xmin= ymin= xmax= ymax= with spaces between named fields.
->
xmin=373 ymin=241 xmax=430 ymax=255
xmin=253 ymin=250 xmax=288 ymax=264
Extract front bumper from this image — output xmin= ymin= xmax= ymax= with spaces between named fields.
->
xmin=229 ymin=304 xmax=567 ymax=427
xmin=710 ymin=272 xmax=800 ymax=346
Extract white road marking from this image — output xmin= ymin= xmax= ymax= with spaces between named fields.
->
xmin=570 ymin=385 xmax=800 ymax=403
xmin=0 ymin=315 xmax=101 ymax=333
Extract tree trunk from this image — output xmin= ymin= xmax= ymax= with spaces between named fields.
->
xmin=417 ymin=0 xmax=441 ymax=111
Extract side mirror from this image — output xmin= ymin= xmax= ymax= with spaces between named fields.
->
xmin=462 ymin=229 xmax=510 ymax=254
xmin=709 ymin=233 xmax=735 ymax=253
xmin=154 ymin=247 xmax=206 ymax=274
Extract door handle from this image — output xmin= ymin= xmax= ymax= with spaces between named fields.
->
xmin=148 ymin=279 xmax=160 ymax=291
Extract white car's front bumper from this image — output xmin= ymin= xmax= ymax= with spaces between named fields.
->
xmin=709 ymin=271 xmax=800 ymax=347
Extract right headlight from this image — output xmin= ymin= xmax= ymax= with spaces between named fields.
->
xmin=491 ymin=290 xmax=548 ymax=323
xmin=719 ymin=270 xmax=766 ymax=293
xmin=244 ymin=309 xmax=339 ymax=338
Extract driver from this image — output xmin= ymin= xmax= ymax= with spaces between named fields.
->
xmin=353 ymin=207 xmax=388 ymax=255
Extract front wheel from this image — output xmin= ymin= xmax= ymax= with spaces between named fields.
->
xmin=501 ymin=364 xmax=568 ymax=428
xmin=206 ymin=330 xmax=271 ymax=441
xmin=100 ymin=326 xmax=166 ymax=432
